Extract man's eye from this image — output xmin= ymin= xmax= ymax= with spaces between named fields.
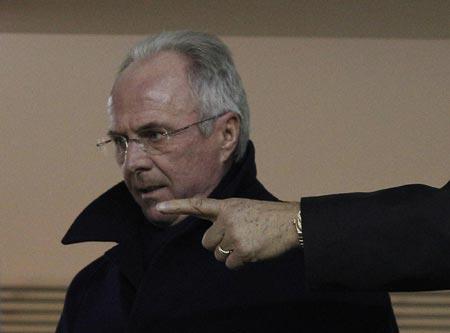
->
xmin=112 ymin=137 xmax=126 ymax=149
xmin=144 ymin=131 xmax=166 ymax=142
xmin=112 ymin=136 xmax=123 ymax=145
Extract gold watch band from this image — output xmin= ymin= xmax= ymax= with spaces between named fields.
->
xmin=292 ymin=209 xmax=304 ymax=247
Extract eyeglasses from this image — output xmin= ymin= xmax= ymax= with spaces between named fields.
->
xmin=96 ymin=114 xmax=221 ymax=162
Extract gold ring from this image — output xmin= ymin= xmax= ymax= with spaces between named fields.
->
xmin=217 ymin=245 xmax=233 ymax=255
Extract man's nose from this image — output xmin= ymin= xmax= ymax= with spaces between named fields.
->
xmin=122 ymin=140 xmax=153 ymax=172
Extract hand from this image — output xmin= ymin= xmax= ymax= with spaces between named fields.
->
xmin=156 ymin=198 xmax=300 ymax=269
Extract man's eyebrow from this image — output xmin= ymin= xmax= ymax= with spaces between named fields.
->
xmin=107 ymin=121 xmax=169 ymax=137
xmin=135 ymin=121 xmax=166 ymax=133
xmin=107 ymin=129 xmax=121 ymax=137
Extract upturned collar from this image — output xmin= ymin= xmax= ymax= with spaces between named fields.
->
xmin=62 ymin=141 xmax=262 ymax=245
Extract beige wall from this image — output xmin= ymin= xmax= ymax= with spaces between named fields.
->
xmin=1 ymin=3 xmax=449 ymax=285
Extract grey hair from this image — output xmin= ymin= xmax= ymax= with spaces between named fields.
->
xmin=117 ymin=30 xmax=250 ymax=161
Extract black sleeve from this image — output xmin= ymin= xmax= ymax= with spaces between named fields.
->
xmin=301 ymin=180 xmax=450 ymax=292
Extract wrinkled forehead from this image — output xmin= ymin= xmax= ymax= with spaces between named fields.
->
xmin=107 ymin=89 xmax=180 ymax=117
xmin=107 ymin=52 xmax=198 ymax=128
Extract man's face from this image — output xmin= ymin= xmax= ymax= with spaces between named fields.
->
xmin=108 ymin=52 xmax=226 ymax=226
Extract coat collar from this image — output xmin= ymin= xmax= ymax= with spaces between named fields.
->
xmin=62 ymin=141 xmax=259 ymax=245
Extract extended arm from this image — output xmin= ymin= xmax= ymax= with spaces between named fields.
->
xmin=157 ymin=180 xmax=450 ymax=291
xmin=302 ymin=181 xmax=450 ymax=291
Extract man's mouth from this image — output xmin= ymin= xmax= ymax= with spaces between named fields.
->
xmin=137 ymin=185 xmax=165 ymax=195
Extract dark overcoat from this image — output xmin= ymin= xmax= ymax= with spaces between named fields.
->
xmin=57 ymin=143 xmax=398 ymax=332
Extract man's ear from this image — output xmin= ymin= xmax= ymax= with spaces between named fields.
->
xmin=217 ymin=112 xmax=240 ymax=163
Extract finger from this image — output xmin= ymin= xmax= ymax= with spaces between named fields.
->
xmin=214 ymin=245 xmax=233 ymax=262
xmin=156 ymin=198 xmax=221 ymax=221
xmin=225 ymin=252 xmax=245 ymax=270
xmin=213 ymin=232 xmax=234 ymax=261
xmin=202 ymin=223 xmax=224 ymax=251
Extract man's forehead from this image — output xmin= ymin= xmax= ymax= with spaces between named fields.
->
xmin=108 ymin=90 xmax=175 ymax=112
xmin=106 ymin=100 xmax=196 ymax=134
xmin=111 ymin=75 xmax=180 ymax=106
xmin=113 ymin=51 xmax=191 ymax=90
xmin=106 ymin=85 xmax=198 ymax=133
xmin=109 ymin=54 xmax=195 ymax=111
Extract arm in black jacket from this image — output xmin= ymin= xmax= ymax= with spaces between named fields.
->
xmin=301 ymin=180 xmax=450 ymax=292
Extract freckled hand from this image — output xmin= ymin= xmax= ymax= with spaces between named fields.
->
xmin=156 ymin=198 xmax=300 ymax=269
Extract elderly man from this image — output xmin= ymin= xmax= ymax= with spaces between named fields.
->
xmin=57 ymin=31 xmax=397 ymax=332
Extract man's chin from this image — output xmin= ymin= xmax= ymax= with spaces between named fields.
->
xmin=142 ymin=207 xmax=181 ymax=228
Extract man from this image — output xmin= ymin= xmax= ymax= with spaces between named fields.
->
xmin=58 ymin=31 xmax=397 ymax=332
xmin=157 ymin=180 xmax=450 ymax=291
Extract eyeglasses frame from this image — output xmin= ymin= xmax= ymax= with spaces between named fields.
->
xmin=96 ymin=114 xmax=223 ymax=157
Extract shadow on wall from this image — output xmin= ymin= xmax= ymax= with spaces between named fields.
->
xmin=1 ymin=0 xmax=449 ymax=39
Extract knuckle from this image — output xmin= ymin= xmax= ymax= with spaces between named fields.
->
xmin=224 ymin=198 xmax=239 ymax=211
xmin=189 ymin=197 xmax=204 ymax=210
xmin=235 ymin=243 xmax=254 ymax=262
xmin=233 ymin=237 xmax=246 ymax=253
xmin=221 ymin=214 xmax=231 ymax=227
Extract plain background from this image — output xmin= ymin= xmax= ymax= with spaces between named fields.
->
xmin=1 ymin=1 xmax=449 ymax=286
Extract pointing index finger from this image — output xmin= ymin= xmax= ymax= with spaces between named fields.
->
xmin=156 ymin=198 xmax=221 ymax=221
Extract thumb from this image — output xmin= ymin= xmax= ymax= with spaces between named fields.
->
xmin=156 ymin=197 xmax=221 ymax=221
